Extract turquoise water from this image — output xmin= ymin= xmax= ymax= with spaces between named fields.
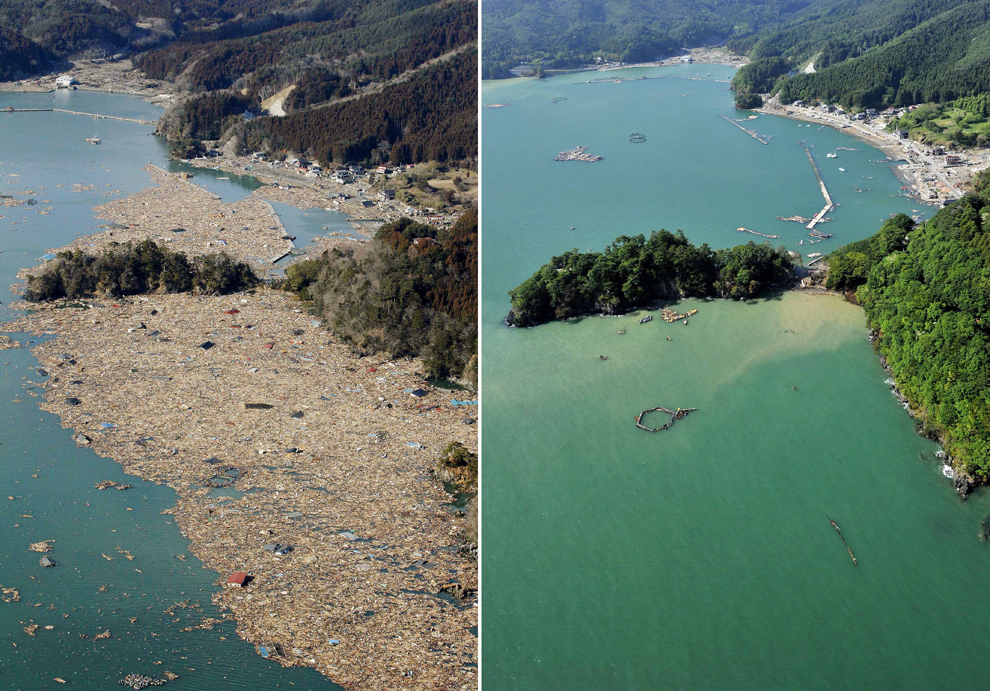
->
xmin=1 ymin=91 xmax=336 ymax=689
xmin=481 ymin=66 xmax=990 ymax=690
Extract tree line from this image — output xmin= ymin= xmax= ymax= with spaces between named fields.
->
xmin=24 ymin=240 xmax=258 ymax=302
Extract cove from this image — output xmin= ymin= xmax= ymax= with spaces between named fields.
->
xmin=481 ymin=65 xmax=990 ymax=690
xmin=0 ymin=91 xmax=337 ymax=689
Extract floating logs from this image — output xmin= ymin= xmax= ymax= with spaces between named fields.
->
xmin=629 ymin=133 xmax=647 ymax=143
xmin=737 ymin=227 xmax=780 ymax=239
xmin=635 ymin=406 xmax=698 ymax=432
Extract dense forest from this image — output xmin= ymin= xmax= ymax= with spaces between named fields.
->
xmin=283 ymin=208 xmax=478 ymax=383
xmin=506 ymin=231 xmax=795 ymax=327
xmin=243 ymin=51 xmax=477 ymax=166
xmin=481 ymin=0 xmax=812 ymax=78
xmin=730 ymin=55 xmax=789 ymax=107
xmin=825 ymin=191 xmax=990 ymax=478
xmin=0 ymin=28 xmax=54 ymax=80
xmin=773 ymin=0 xmax=990 ymax=109
xmin=23 ymin=240 xmax=258 ymax=301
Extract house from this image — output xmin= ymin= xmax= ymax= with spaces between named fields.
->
xmin=865 ymin=108 xmax=878 ymax=118
xmin=895 ymin=129 xmax=909 ymax=139
xmin=349 ymin=165 xmax=365 ymax=175
xmin=945 ymin=154 xmax=963 ymax=166
xmin=55 ymin=75 xmax=76 ymax=88
xmin=360 ymin=199 xmax=375 ymax=208
xmin=409 ymin=388 xmax=429 ymax=398
xmin=680 ymin=56 xmax=693 ymax=63
xmin=226 ymin=572 xmax=249 ymax=587
xmin=378 ymin=189 xmax=395 ymax=201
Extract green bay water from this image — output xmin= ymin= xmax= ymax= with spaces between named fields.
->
xmin=1 ymin=91 xmax=337 ymax=689
xmin=482 ymin=66 xmax=990 ymax=689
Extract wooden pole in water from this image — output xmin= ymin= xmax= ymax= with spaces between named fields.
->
xmin=827 ymin=515 xmax=858 ymax=566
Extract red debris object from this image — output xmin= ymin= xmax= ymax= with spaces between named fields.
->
xmin=224 ymin=309 xmax=240 ymax=314
xmin=367 ymin=367 xmax=377 ymax=373
xmin=263 ymin=343 xmax=274 ymax=350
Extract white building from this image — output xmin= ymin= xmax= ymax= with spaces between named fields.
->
xmin=55 ymin=75 xmax=76 ymax=88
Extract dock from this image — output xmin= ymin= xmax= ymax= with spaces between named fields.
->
xmin=2 ymin=107 xmax=156 ymax=125
xmin=799 ymin=142 xmax=835 ymax=230
xmin=718 ymin=113 xmax=771 ymax=145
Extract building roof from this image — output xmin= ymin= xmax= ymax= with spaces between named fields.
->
xmin=227 ymin=571 xmax=248 ymax=585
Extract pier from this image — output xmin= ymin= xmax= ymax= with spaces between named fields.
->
xmin=799 ymin=142 xmax=835 ymax=230
xmin=718 ymin=113 xmax=771 ymax=145
xmin=2 ymin=107 xmax=156 ymax=125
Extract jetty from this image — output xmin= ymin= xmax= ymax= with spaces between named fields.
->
xmin=635 ymin=406 xmax=698 ymax=433
xmin=827 ymin=516 xmax=857 ymax=565
xmin=2 ymin=107 xmax=156 ymax=125
xmin=799 ymin=142 xmax=835 ymax=230
xmin=737 ymin=227 xmax=780 ymax=239
xmin=718 ymin=113 xmax=771 ymax=145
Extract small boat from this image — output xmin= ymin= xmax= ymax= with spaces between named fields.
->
xmin=84 ymin=137 xmax=101 ymax=145
xmin=617 ymin=329 xmax=625 ymax=335
xmin=639 ymin=315 xmax=653 ymax=324
xmin=683 ymin=320 xmax=688 ymax=325
xmin=838 ymin=167 xmax=846 ymax=172
xmin=826 ymin=151 xmax=837 ymax=158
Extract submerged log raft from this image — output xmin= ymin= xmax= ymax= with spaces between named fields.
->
xmin=635 ymin=406 xmax=698 ymax=432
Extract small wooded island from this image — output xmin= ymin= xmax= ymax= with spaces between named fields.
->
xmin=505 ymin=230 xmax=794 ymax=327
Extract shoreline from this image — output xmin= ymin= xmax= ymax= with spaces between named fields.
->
xmin=757 ymin=102 xmax=990 ymax=206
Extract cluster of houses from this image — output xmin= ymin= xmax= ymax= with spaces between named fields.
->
xmin=250 ymin=152 xmax=407 ymax=185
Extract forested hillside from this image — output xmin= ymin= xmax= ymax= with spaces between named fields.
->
xmin=772 ymin=0 xmax=990 ymax=109
xmin=283 ymin=209 xmax=478 ymax=384
xmin=243 ymin=51 xmax=477 ymax=166
xmin=1 ymin=0 xmax=477 ymax=166
xmin=825 ymin=191 xmax=990 ymax=479
xmin=482 ymin=0 xmax=811 ymax=78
